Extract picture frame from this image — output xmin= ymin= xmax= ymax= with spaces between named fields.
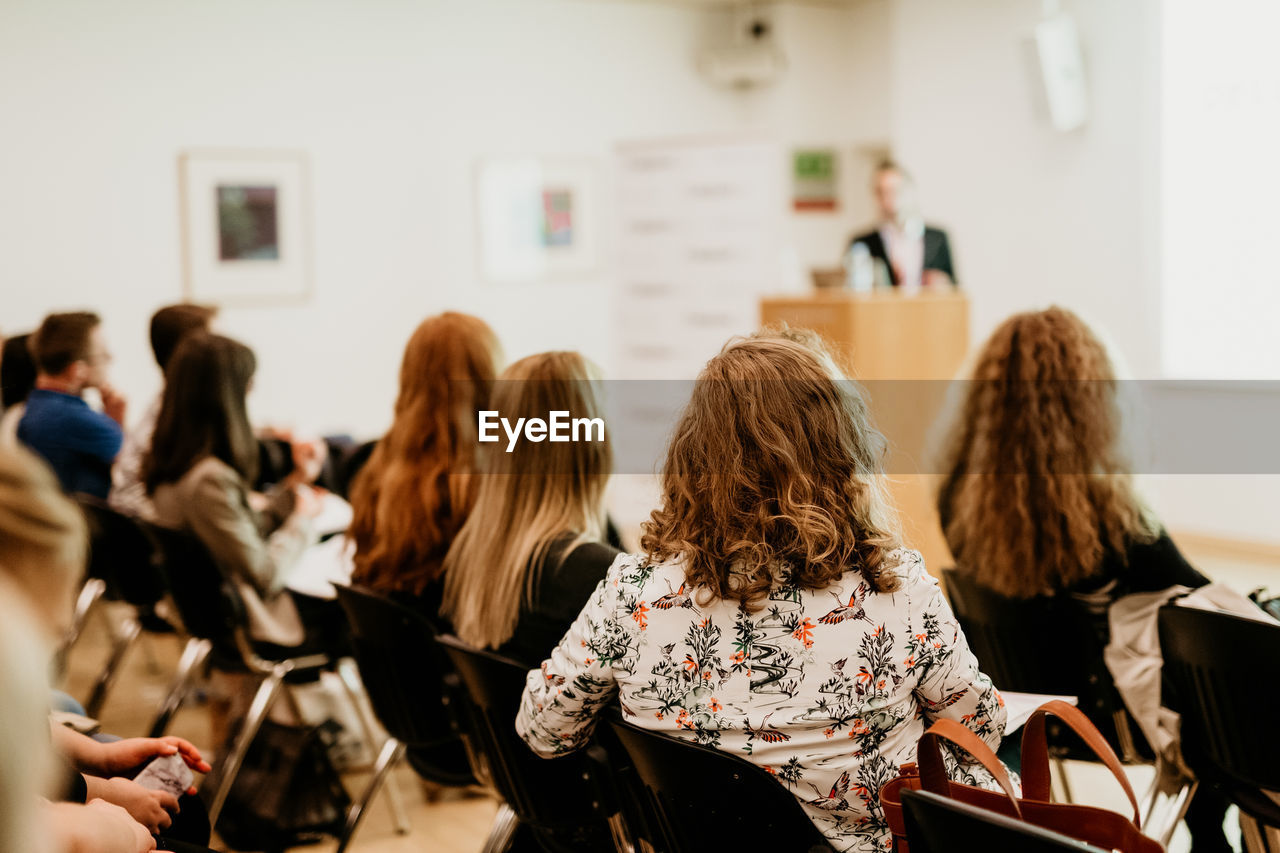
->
xmin=475 ymin=157 xmax=599 ymax=283
xmin=179 ymin=149 xmax=313 ymax=304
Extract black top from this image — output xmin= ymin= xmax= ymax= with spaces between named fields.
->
xmin=498 ymin=537 xmax=623 ymax=667
xmin=848 ymin=225 xmax=955 ymax=286
xmin=1071 ymin=530 xmax=1210 ymax=599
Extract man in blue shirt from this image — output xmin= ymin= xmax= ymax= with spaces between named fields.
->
xmin=18 ymin=312 xmax=128 ymax=499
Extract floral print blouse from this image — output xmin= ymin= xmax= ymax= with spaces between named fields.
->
xmin=516 ymin=548 xmax=1007 ymax=852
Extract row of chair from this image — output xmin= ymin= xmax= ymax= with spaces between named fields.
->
xmin=68 ymin=496 xmax=1280 ymax=851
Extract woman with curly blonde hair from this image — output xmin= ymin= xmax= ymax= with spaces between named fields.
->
xmin=518 ymin=329 xmax=1006 ymax=851
xmin=936 ymin=306 xmax=1208 ymax=600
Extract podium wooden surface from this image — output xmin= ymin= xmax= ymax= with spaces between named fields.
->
xmin=759 ymin=288 xmax=971 ymax=575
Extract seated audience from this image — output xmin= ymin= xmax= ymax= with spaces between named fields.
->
xmin=516 ymin=330 xmax=1007 ymax=850
xmin=0 ymin=444 xmax=214 ymax=853
xmin=110 ymin=303 xmax=217 ymax=520
xmin=1 ymin=331 xmax=37 ymax=443
xmin=442 ymin=351 xmax=618 ymax=666
xmin=144 ymin=333 xmax=327 ymax=650
xmin=18 ymin=312 xmax=127 ymax=498
xmin=935 ymin=306 xmax=1228 ymax=853
xmin=348 ymin=312 xmax=501 ymax=620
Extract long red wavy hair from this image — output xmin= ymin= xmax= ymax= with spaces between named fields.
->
xmin=348 ymin=313 xmax=500 ymax=595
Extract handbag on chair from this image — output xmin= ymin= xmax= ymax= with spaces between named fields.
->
xmin=880 ymin=700 xmax=1162 ymax=853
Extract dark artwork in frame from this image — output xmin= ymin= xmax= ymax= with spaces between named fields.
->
xmin=217 ymin=184 xmax=280 ymax=261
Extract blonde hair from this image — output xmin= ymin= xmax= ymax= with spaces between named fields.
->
xmin=442 ymin=352 xmax=611 ymax=649
xmin=0 ymin=586 xmax=57 ymax=853
xmin=0 ymin=445 xmax=87 ymax=638
xmin=641 ymin=328 xmax=901 ymax=607
xmin=349 ymin=313 xmax=501 ymax=595
xmin=937 ymin=307 xmax=1157 ymax=598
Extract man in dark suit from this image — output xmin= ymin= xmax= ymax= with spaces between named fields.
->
xmin=848 ymin=161 xmax=956 ymax=289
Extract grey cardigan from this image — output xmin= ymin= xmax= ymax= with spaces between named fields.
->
xmin=152 ymin=456 xmax=316 ymax=646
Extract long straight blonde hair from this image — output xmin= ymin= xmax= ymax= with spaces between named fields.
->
xmin=442 ymin=351 xmax=611 ymax=649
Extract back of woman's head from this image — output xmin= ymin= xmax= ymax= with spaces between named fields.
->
xmin=642 ymin=328 xmax=901 ymax=607
xmin=443 ymin=350 xmax=611 ymax=648
xmin=349 ymin=312 xmax=501 ymax=595
xmin=0 ymin=444 xmax=87 ymax=639
xmin=144 ymin=333 xmax=258 ymax=492
xmin=938 ymin=306 xmax=1154 ymax=598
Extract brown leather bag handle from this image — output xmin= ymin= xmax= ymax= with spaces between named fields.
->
xmin=917 ymin=718 xmax=1023 ymax=819
xmin=1019 ymin=699 xmax=1142 ymax=826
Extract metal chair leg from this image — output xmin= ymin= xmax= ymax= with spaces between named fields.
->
xmin=58 ymin=578 xmax=106 ymax=671
xmin=84 ymin=612 xmax=141 ymax=718
xmin=481 ymin=802 xmax=520 ymax=853
xmin=335 ymin=738 xmax=407 ymax=853
xmin=148 ymin=638 xmax=211 ymax=738
xmin=206 ymin=666 xmax=285 ymax=830
xmin=334 ymin=658 xmax=410 ymax=835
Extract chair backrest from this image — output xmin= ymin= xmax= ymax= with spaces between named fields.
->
xmin=333 ymin=584 xmax=468 ymax=750
xmin=1158 ymin=605 xmax=1280 ymax=791
xmin=943 ymin=568 xmax=1135 ymax=753
xmin=436 ymin=634 xmax=614 ymax=848
xmin=606 ymin=715 xmax=829 ymax=853
xmin=140 ymin=521 xmax=246 ymax=661
xmin=75 ymin=495 xmax=167 ymax=607
xmin=902 ymin=789 xmax=1107 ymax=852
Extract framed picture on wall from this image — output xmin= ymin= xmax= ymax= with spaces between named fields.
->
xmin=179 ymin=149 xmax=312 ymax=304
xmin=475 ymin=157 xmax=599 ymax=283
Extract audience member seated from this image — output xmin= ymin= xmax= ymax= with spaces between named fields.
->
xmin=442 ymin=351 xmax=619 ymax=666
xmin=1 ymin=331 xmax=37 ymax=443
xmin=0 ymin=444 xmax=215 ymax=853
xmin=18 ymin=312 xmax=127 ymax=499
xmin=347 ymin=312 xmax=501 ymax=622
xmin=110 ymin=303 xmax=217 ymax=521
xmin=934 ymin=306 xmax=1229 ymax=853
xmin=143 ymin=333 xmax=331 ymax=651
xmin=516 ymin=329 xmax=1007 ymax=851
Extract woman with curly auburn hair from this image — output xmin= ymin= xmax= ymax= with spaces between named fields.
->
xmin=936 ymin=306 xmax=1209 ymax=600
xmin=517 ymin=329 xmax=1007 ymax=852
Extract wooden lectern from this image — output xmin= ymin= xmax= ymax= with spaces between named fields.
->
xmin=760 ymin=289 xmax=970 ymax=575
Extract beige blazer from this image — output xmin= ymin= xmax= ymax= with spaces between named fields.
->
xmin=152 ymin=456 xmax=315 ymax=647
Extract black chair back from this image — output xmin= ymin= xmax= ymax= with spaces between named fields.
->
xmin=76 ymin=495 xmax=167 ymax=607
xmin=436 ymin=634 xmax=615 ymax=851
xmin=1158 ymin=605 xmax=1280 ymax=794
xmin=902 ymin=789 xmax=1107 ymax=852
xmin=334 ymin=584 xmax=475 ymax=786
xmin=141 ymin=521 xmax=247 ymax=664
xmin=943 ymin=568 xmax=1143 ymax=757
xmin=606 ymin=715 xmax=828 ymax=853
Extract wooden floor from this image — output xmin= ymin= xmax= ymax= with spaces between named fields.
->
xmin=59 ymin=539 xmax=1275 ymax=852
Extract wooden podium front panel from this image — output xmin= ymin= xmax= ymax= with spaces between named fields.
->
xmin=758 ymin=290 xmax=971 ymax=577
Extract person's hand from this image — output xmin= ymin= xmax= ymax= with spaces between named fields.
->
xmin=98 ymin=736 xmax=211 ymax=780
xmin=922 ymin=268 xmax=954 ymax=288
xmin=100 ymin=384 xmax=128 ymax=426
xmin=293 ymin=484 xmax=325 ymax=519
xmin=289 ymin=436 xmax=327 ymax=485
xmin=81 ymin=799 xmax=157 ymax=853
xmin=98 ymin=778 xmax=178 ymax=834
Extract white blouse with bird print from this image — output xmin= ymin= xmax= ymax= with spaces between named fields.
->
xmin=516 ymin=548 xmax=1008 ymax=852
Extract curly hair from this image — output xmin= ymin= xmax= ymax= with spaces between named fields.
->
xmin=936 ymin=307 xmax=1156 ymax=598
xmin=641 ymin=328 xmax=902 ymax=608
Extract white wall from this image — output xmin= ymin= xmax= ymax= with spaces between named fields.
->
xmin=0 ymin=0 xmax=891 ymax=439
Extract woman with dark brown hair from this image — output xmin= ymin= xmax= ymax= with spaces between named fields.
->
xmin=936 ymin=307 xmax=1228 ymax=853
xmin=347 ymin=312 xmax=501 ymax=616
xmin=517 ymin=329 xmax=1006 ymax=851
xmin=936 ymin=306 xmax=1209 ymax=602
